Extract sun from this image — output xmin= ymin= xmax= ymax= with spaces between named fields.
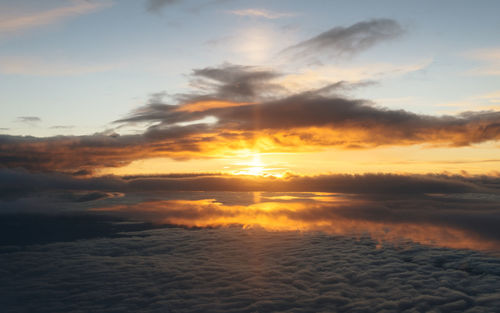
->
xmin=232 ymin=153 xmax=266 ymax=176
xmin=246 ymin=154 xmax=265 ymax=176
xmin=230 ymin=151 xmax=287 ymax=177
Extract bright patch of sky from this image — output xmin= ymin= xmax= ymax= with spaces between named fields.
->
xmin=1 ymin=0 xmax=499 ymax=136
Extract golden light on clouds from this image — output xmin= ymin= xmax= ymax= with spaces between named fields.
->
xmin=99 ymin=140 xmax=500 ymax=177
xmin=92 ymin=196 xmax=500 ymax=251
xmin=177 ymin=100 xmax=251 ymax=112
xmin=232 ymin=153 xmax=267 ymax=176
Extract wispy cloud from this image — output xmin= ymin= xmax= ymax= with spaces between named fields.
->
xmin=50 ymin=125 xmax=75 ymax=130
xmin=280 ymin=19 xmax=404 ymax=60
xmin=476 ymin=90 xmax=500 ymax=105
xmin=146 ymin=0 xmax=181 ymax=12
xmin=228 ymin=8 xmax=295 ymax=19
xmin=465 ymin=48 xmax=500 ymax=76
xmin=0 ymin=0 xmax=113 ymax=35
xmin=145 ymin=0 xmax=231 ymax=13
xmin=0 ymin=56 xmax=119 ymax=76
xmin=16 ymin=116 xmax=41 ymax=123
xmin=276 ymin=58 xmax=432 ymax=92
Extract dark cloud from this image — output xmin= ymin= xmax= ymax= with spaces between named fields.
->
xmin=176 ymin=64 xmax=365 ymax=105
xmin=120 ymin=87 xmax=500 ymax=148
xmin=16 ymin=116 xmax=41 ymax=123
xmin=2 ymin=168 xmax=496 ymax=198
xmin=0 ymin=133 xmax=150 ymax=171
xmin=64 ymin=191 xmax=120 ymax=202
xmin=146 ymin=0 xmax=181 ymax=12
xmin=281 ymin=18 xmax=405 ymax=59
xmin=0 ymin=168 xmax=123 ymax=200
xmin=71 ymin=169 xmax=93 ymax=176
xmin=49 ymin=125 xmax=74 ymax=129
xmin=183 ymin=63 xmax=285 ymax=102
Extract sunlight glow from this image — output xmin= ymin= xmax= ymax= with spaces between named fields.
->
xmin=232 ymin=153 xmax=273 ymax=176
xmin=92 ymin=196 xmax=500 ymax=251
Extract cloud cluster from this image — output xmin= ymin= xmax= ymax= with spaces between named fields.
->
xmin=121 ymin=69 xmax=500 ymax=149
xmin=3 ymin=64 xmax=500 ymax=172
xmin=1 ymin=226 xmax=499 ymax=312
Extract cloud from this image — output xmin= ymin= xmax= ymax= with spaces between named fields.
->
xmin=0 ymin=0 xmax=112 ymax=35
xmin=1 ymin=63 xmax=500 ymax=172
xmin=50 ymin=125 xmax=74 ymax=130
xmin=1 ymin=221 xmax=499 ymax=312
xmin=16 ymin=116 xmax=41 ymax=123
xmin=280 ymin=18 xmax=404 ymax=60
xmin=94 ymin=196 xmax=500 ymax=251
xmin=146 ymin=0 xmax=181 ymax=12
xmin=276 ymin=58 xmax=432 ymax=92
xmin=2 ymin=168 xmax=500 ymax=250
xmin=3 ymin=169 xmax=494 ymax=199
xmin=465 ymin=48 xmax=500 ymax=76
xmin=118 ymin=76 xmax=500 ymax=148
xmin=0 ymin=132 xmax=152 ymax=171
xmin=0 ymin=168 xmax=123 ymax=200
xmin=0 ymin=56 xmax=119 ymax=76
xmin=146 ymin=0 xmax=233 ymax=14
xmin=180 ymin=63 xmax=285 ymax=102
xmin=228 ymin=9 xmax=295 ymax=19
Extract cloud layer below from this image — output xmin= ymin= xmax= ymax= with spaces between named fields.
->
xmin=1 ymin=226 xmax=499 ymax=312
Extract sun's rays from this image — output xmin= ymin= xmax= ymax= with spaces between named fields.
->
xmin=232 ymin=152 xmax=266 ymax=176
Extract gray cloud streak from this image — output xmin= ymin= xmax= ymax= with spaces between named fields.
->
xmin=17 ymin=116 xmax=41 ymax=123
xmin=146 ymin=0 xmax=181 ymax=12
xmin=281 ymin=18 xmax=404 ymax=59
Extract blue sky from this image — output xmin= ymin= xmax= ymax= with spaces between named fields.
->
xmin=1 ymin=0 xmax=499 ymax=136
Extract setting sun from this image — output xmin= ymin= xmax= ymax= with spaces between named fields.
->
xmin=232 ymin=153 xmax=266 ymax=176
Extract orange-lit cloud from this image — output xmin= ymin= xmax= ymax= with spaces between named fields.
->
xmin=1 ymin=63 xmax=500 ymax=173
xmin=176 ymin=100 xmax=251 ymax=112
xmin=92 ymin=197 xmax=500 ymax=251
xmin=0 ymin=0 xmax=112 ymax=35
xmin=3 ymin=169 xmax=500 ymax=251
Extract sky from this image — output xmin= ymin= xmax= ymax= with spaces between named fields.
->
xmin=1 ymin=0 xmax=500 ymax=176
xmin=2 ymin=1 xmax=500 ymax=311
